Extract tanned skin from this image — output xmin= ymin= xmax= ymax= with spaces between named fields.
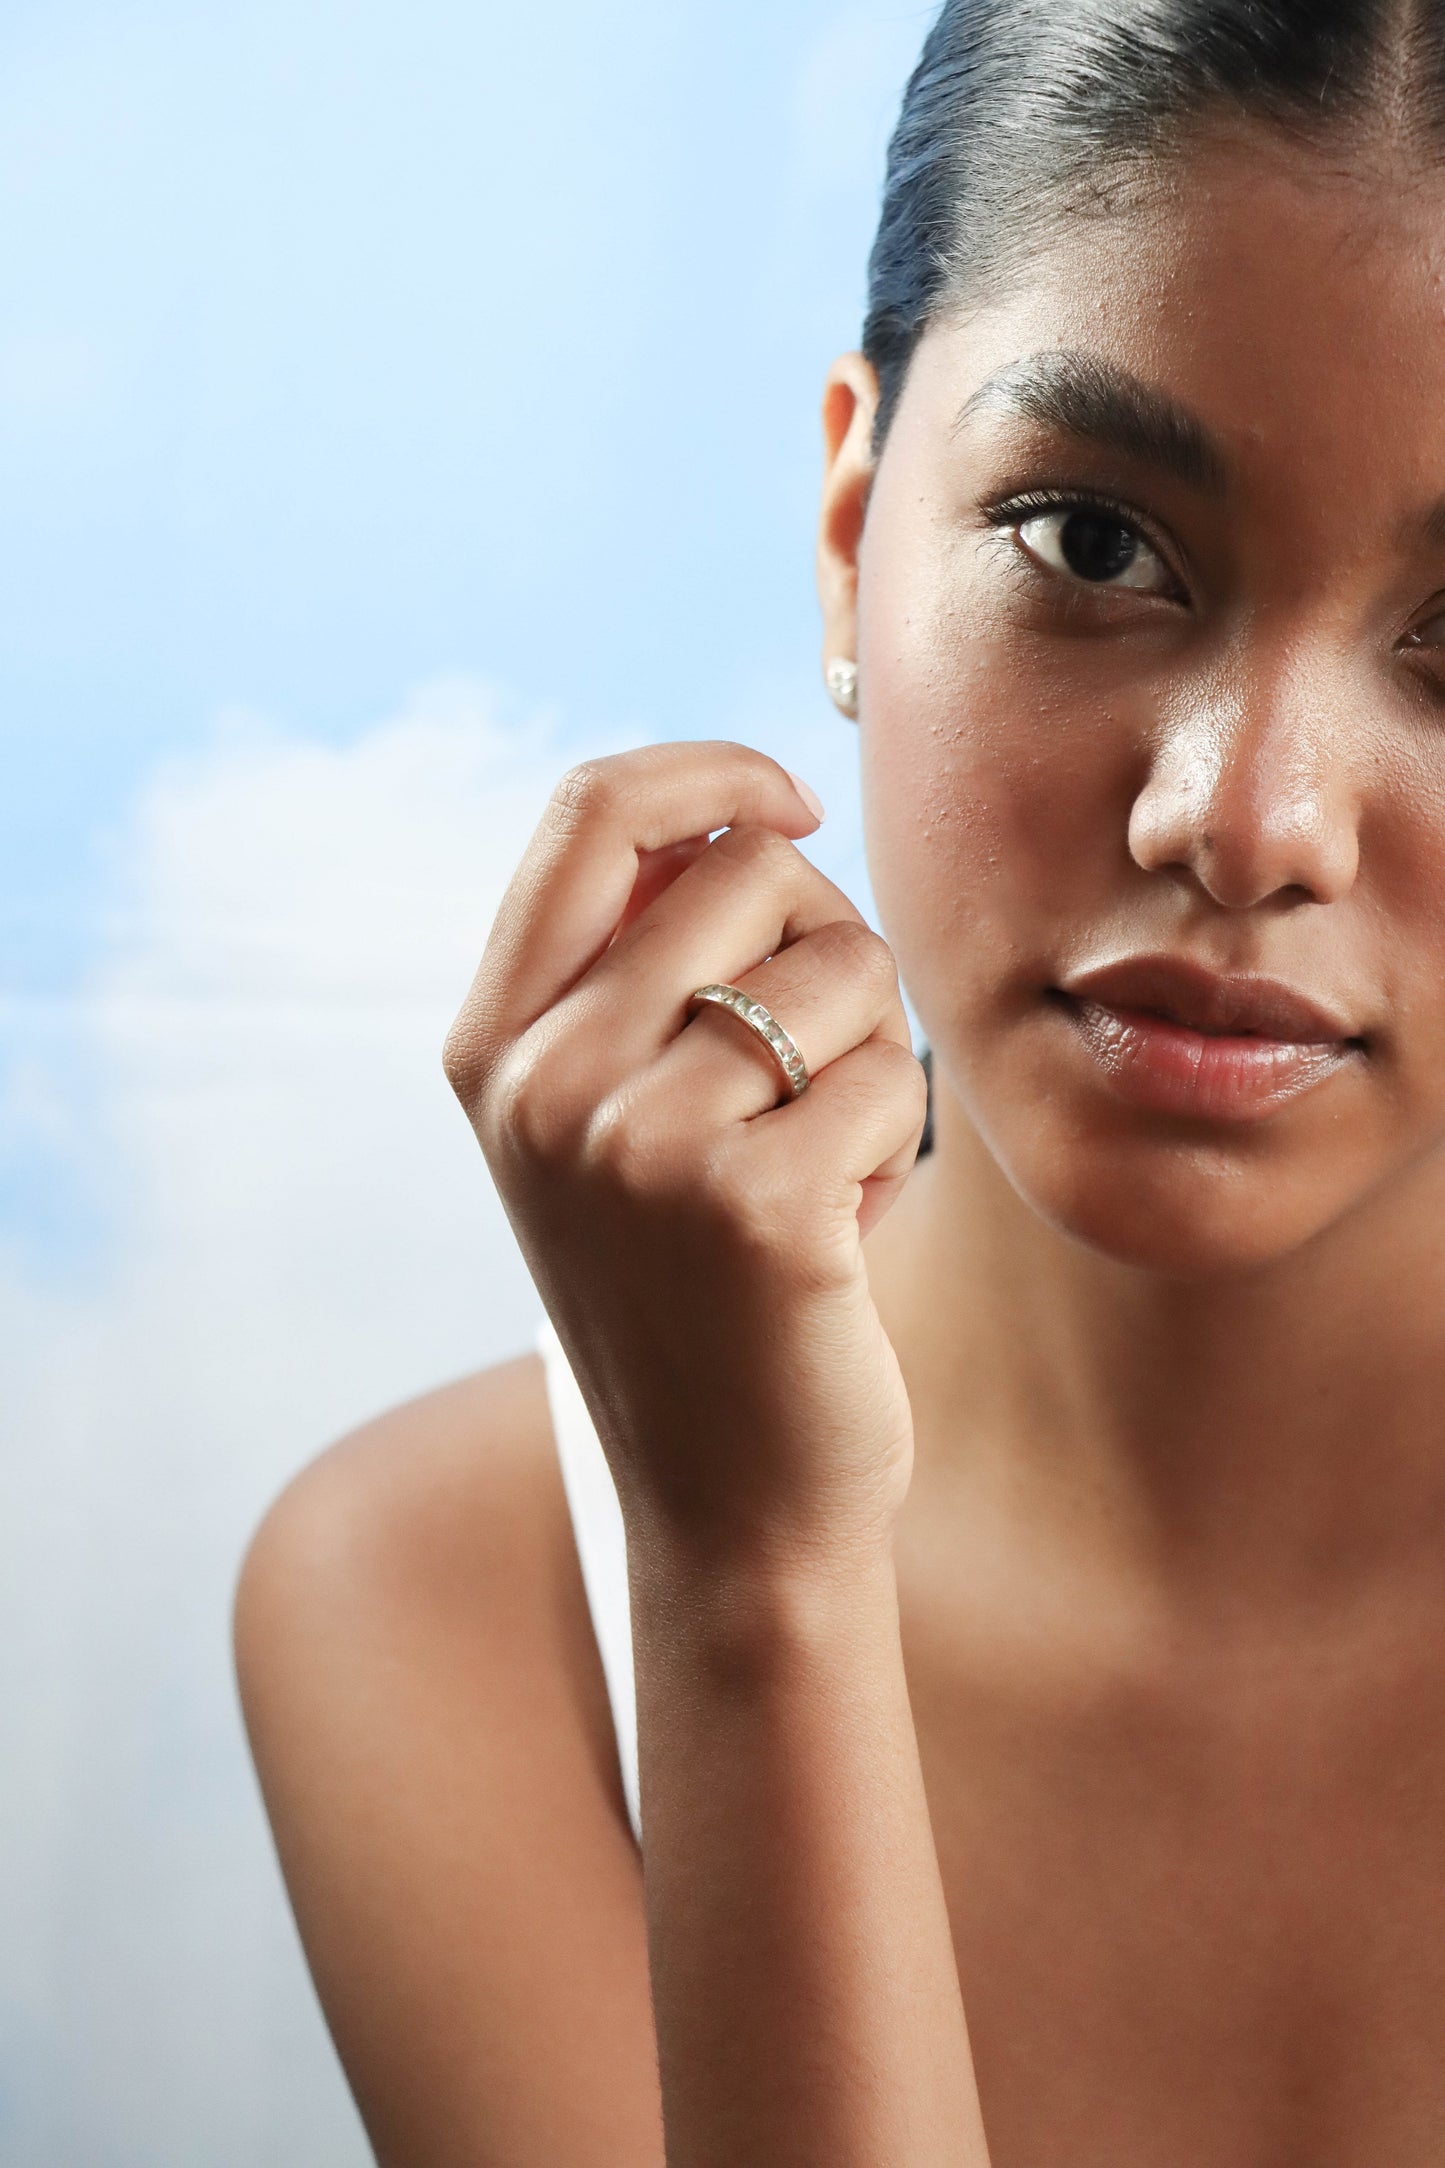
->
xmin=237 ymin=119 xmax=1445 ymax=2165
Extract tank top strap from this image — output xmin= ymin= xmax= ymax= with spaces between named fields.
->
xmin=536 ymin=1314 xmax=641 ymax=1847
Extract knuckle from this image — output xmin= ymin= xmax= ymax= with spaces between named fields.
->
xmin=819 ymin=918 xmax=896 ymax=983
xmin=484 ymin=1038 xmax=569 ymax=1164
xmin=711 ymin=821 xmax=797 ymax=879
xmin=777 ymin=920 xmax=894 ymax=1011
xmin=900 ymin=1043 xmax=932 ymax=1114
xmin=582 ymin=1090 xmax=673 ymax=1195
xmin=548 ymin=756 xmax=620 ymax=831
xmin=441 ymin=1012 xmax=486 ymax=1104
xmin=870 ymin=1035 xmax=930 ymax=1114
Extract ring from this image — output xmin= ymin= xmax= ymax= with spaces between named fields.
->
xmin=687 ymin=983 xmax=810 ymax=1100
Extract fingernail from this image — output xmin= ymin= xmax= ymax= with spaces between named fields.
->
xmin=786 ymin=770 xmax=826 ymax=823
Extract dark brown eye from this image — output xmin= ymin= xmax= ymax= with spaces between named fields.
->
xmin=1016 ymin=506 xmax=1173 ymax=594
xmin=1405 ymin=608 xmax=1445 ymax=652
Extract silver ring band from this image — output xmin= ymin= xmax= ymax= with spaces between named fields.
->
xmin=687 ymin=983 xmax=810 ymax=1100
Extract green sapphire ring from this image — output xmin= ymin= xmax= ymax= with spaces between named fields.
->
xmin=687 ymin=983 xmax=810 ymax=1101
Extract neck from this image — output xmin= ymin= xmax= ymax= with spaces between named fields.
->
xmin=866 ymin=1076 xmax=1445 ymax=1623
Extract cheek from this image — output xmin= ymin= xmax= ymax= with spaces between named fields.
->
xmin=858 ymin=561 xmax=1132 ymax=1022
xmin=1356 ymin=760 xmax=1445 ymax=1121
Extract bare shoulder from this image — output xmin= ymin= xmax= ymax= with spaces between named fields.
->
xmin=235 ymin=1352 xmax=627 ymax=1830
xmin=235 ymin=1355 xmax=663 ymax=2168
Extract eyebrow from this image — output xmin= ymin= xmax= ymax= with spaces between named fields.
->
xmin=956 ymin=349 xmax=1232 ymax=498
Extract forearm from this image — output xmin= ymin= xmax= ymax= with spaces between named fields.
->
xmin=627 ymin=1532 xmax=991 ymax=2168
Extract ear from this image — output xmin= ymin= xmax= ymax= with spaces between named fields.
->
xmin=816 ymin=352 xmax=880 ymax=684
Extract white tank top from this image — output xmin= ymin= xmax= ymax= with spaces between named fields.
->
xmin=536 ymin=1315 xmax=642 ymax=1846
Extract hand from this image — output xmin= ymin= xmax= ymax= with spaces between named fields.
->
xmin=443 ymin=740 xmax=928 ymax=1573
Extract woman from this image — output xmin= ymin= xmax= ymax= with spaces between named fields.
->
xmin=235 ymin=3 xmax=1445 ymax=2160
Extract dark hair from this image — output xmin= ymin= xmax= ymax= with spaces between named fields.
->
xmin=918 ymin=1044 xmax=935 ymax=1157
xmin=864 ymin=0 xmax=1445 ymax=451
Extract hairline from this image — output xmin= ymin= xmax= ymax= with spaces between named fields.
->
xmin=867 ymin=105 xmax=1445 ymax=463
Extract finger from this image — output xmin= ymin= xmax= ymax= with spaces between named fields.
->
xmin=610 ymin=833 xmax=712 ymax=942
xmin=653 ymin=918 xmax=910 ymax=1128
xmin=575 ymin=821 xmax=871 ymax=1068
xmin=750 ymin=1033 xmax=929 ymax=1203
xmin=459 ymin=742 xmax=823 ymax=1062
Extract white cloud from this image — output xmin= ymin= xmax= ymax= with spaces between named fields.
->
xmin=0 ymin=678 xmax=602 ymax=2165
xmin=102 ymin=679 xmax=560 ymax=1006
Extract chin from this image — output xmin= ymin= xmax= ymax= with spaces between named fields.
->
xmin=1000 ymin=1127 xmax=1361 ymax=1282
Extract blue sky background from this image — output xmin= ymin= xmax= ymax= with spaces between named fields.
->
xmin=0 ymin=2 xmax=931 ymax=2158
xmin=4 ymin=0 xmax=924 ymax=993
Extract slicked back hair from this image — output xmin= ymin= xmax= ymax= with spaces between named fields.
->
xmin=865 ymin=0 xmax=1445 ymax=451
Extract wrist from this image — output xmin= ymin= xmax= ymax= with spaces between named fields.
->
xmin=624 ymin=1516 xmax=900 ymax=1687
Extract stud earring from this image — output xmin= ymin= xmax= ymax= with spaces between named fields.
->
xmin=825 ymin=657 xmax=859 ymax=719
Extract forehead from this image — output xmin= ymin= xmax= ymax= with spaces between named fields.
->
xmin=906 ymin=130 xmax=1445 ymax=517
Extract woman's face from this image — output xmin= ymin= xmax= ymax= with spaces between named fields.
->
xmin=820 ymin=127 xmax=1445 ymax=1278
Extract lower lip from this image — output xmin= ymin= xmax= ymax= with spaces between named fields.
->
xmin=1053 ymin=995 xmax=1363 ymax=1123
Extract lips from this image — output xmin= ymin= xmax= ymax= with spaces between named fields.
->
xmin=1048 ymin=953 xmax=1369 ymax=1124
xmin=1058 ymin=955 xmax=1363 ymax=1047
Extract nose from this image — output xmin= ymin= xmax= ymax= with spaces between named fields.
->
xmin=1127 ymin=658 xmax=1360 ymax=909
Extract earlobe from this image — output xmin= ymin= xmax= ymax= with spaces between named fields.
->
xmin=825 ymin=658 xmax=860 ymax=719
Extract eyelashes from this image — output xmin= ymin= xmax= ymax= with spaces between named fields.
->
xmin=980 ymin=486 xmax=1185 ymax=601
xmin=972 ymin=490 xmax=1445 ymax=682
